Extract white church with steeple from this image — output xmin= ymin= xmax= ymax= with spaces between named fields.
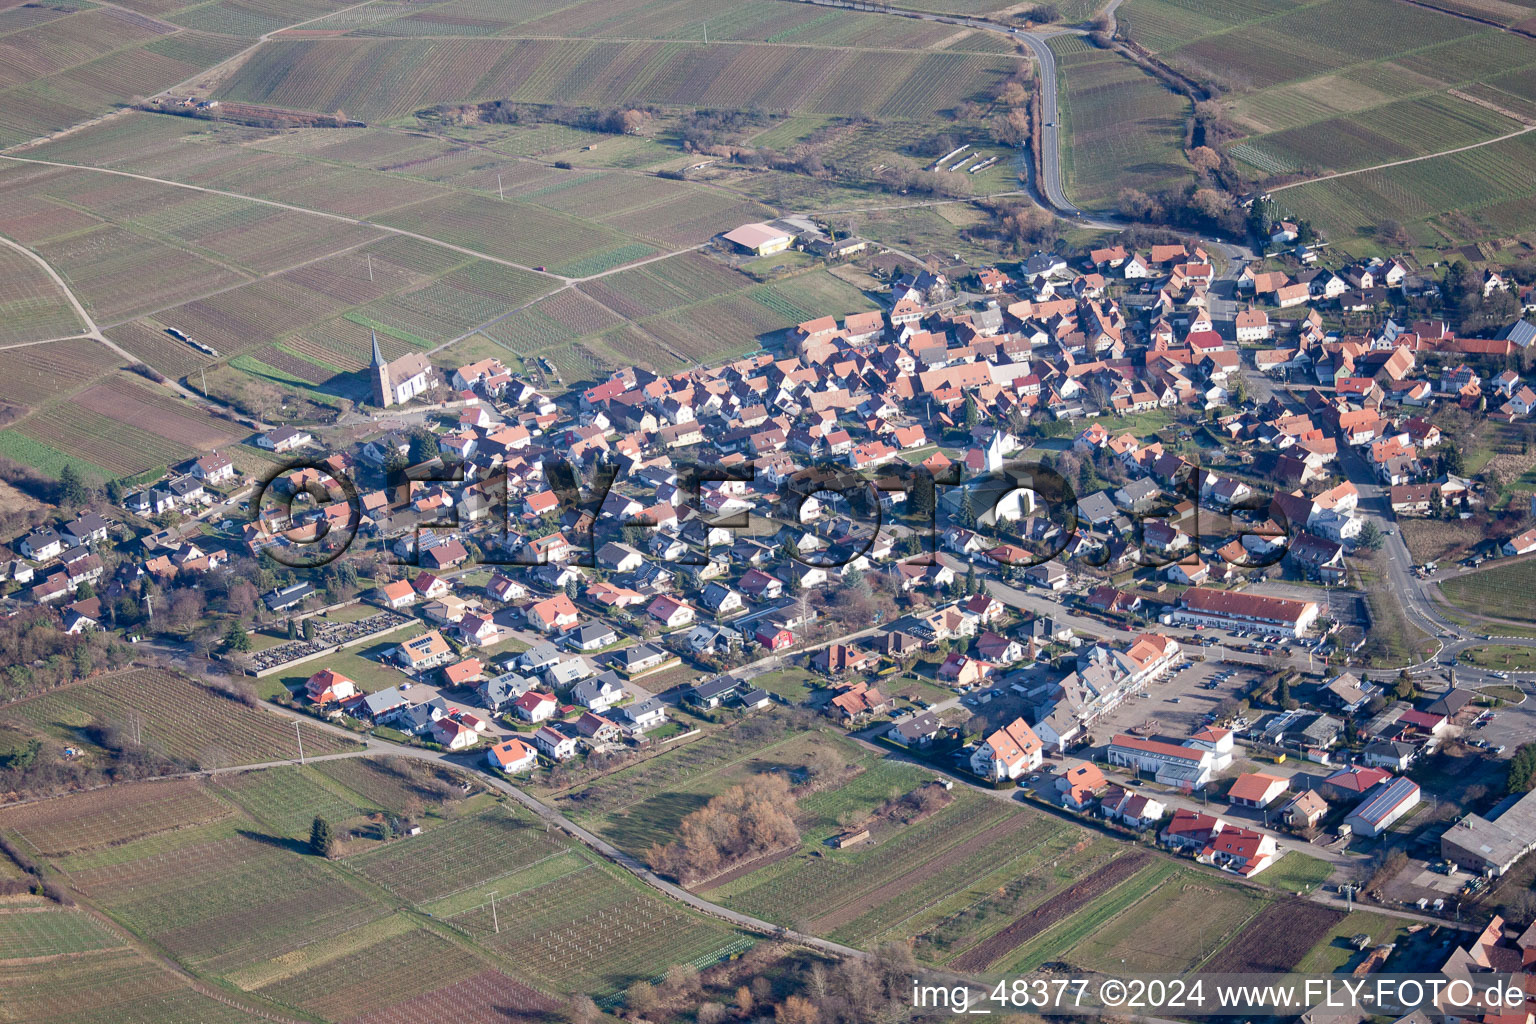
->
xmin=369 ymin=330 xmax=433 ymax=408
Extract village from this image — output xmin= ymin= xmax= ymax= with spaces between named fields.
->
xmin=6 ymin=221 xmax=1536 ymax=1008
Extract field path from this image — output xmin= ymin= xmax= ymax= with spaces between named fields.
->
xmin=0 ymin=229 xmax=264 ymax=423
xmin=1267 ymin=123 xmax=1536 ymax=193
xmin=1 ymin=0 xmax=388 ymax=155
xmin=245 ymin=702 xmax=873 ymax=960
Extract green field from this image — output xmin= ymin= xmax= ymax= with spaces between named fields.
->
xmin=1440 ymin=557 xmax=1536 ymax=625
xmin=1459 ymin=643 xmax=1536 ymax=670
xmin=1119 ymin=0 xmax=1536 ymax=247
xmin=1049 ymin=38 xmax=1192 ymax=209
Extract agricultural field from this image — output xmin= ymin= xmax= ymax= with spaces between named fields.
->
xmin=4 ymin=370 xmax=244 ymax=480
xmin=0 ymin=337 xmax=120 ymax=415
xmin=344 ymin=806 xmax=567 ymax=906
xmin=447 ymin=853 xmax=749 ymax=995
xmin=1272 ymin=129 xmax=1536 ymax=255
xmin=0 ymin=940 xmax=283 ymax=1024
xmin=559 ymin=712 xmax=838 ymax=856
xmin=1048 ymin=870 xmax=1268 ymax=974
xmin=0 ymin=3 xmax=248 ymax=148
xmin=1120 ymin=0 xmax=1536 ymax=246
xmin=214 ymin=37 xmax=1024 ymax=124
xmin=0 ymin=245 xmax=86 ymax=345
xmin=1050 ymin=36 xmax=1192 ymax=210
xmin=0 ymin=667 xmax=361 ymax=767
xmin=1202 ymin=898 xmax=1347 ymax=973
xmin=698 ymin=760 xmax=1085 ymax=952
xmin=1439 ymin=555 xmax=1536 ymax=624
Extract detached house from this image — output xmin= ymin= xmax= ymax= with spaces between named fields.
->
xmin=970 ymin=718 xmax=1043 ymax=782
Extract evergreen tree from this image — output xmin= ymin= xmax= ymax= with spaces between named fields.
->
xmin=309 ymin=816 xmax=335 ymax=857
xmin=302 ymin=618 xmax=317 ymax=641
xmin=955 ymin=489 xmax=977 ymax=528
xmin=224 ymin=620 xmax=251 ymax=652
xmin=964 ymin=563 xmax=977 ymax=596
xmin=964 ymin=394 xmax=981 ymax=429
xmin=57 ymin=464 xmax=90 ymax=507
xmin=408 ymin=429 xmax=438 ymax=466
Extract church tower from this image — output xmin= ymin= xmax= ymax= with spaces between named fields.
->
xmin=369 ymin=330 xmax=392 ymax=408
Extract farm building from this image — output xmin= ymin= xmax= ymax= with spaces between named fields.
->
xmin=722 ymin=222 xmax=793 ymax=255
xmin=1441 ymin=788 xmax=1536 ymax=876
xmin=1345 ymin=777 xmax=1421 ymax=838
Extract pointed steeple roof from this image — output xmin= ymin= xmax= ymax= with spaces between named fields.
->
xmin=370 ymin=330 xmax=385 ymax=368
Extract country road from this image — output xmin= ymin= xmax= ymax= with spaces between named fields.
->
xmin=255 ymin=701 xmax=869 ymax=960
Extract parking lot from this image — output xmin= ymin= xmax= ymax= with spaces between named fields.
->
xmin=1089 ymin=656 xmax=1267 ymax=742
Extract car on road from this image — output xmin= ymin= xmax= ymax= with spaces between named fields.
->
xmin=1495 ymin=746 xmax=1507 ymax=755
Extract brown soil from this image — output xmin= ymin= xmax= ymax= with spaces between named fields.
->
xmin=1202 ymin=898 xmax=1345 ymax=973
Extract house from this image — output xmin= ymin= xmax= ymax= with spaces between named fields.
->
xmin=257 ymin=426 xmax=312 ymax=452
xmin=1057 ymin=761 xmax=1107 ymax=809
xmin=1100 ymin=787 xmax=1166 ymax=829
xmin=829 ymin=681 xmax=887 ymax=721
xmin=970 ymin=718 xmax=1043 ymax=781
xmin=1344 ymin=776 xmax=1421 ymax=837
xmin=575 ymin=711 xmax=622 ymax=744
xmin=432 ymin=716 xmax=481 ymax=751
xmin=595 ymin=542 xmax=644 ymax=573
xmin=1281 ymin=790 xmax=1328 ymax=830
xmin=1161 ymin=807 xmax=1226 ymax=850
xmin=479 ymin=672 xmax=535 ymax=712
xmin=1503 ymin=528 xmax=1536 ymax=556
xmin=700 ymin=582 xmax=743 ymax=616
xmin=377 ymin=580 xmax=417 ymax=610
xmin=531 ymin=725 xmax=579 ymax=760
xmin=1022 ymin=561 xmax=1069 ymax=591
xmin=815 ymin=643 xmax=875 ymax=675
xmin=304 ymin=669 xmax=357 ymax=705
xmin=441 ymin=658 xmax=484 ymax=687
xmin=756 ymin=626 xmax=794 ymax=650
xmin=613 ymin=697 xmax=668 ymax=735
xmin=1321 ymin=672 xmax=1371 ymax=713
xmin=563 ymin=622 xmax=618 ymax=651
xmin=688 ymin=676 xmax=740 ymax=708
xmin=395 ymin=630 xmax=453 ymax=672
xmin=512 ymin=689 xmax=558 ymax=722
xmin=572 ymin=674 xmax=625 ymax=713
xmin=889 ymin=711 xmax=943 ymax=748
xmin=192 ymin=451 xmax=235 ymax=484
xmin=527 ymin=593 xmax=580 ymax=633
xmin=1362 ymin=740 xmax=1418 ymax=771
xmin=487 ymin=738 xmax=538 ymax=773
xmin=1228 ymin=772 xmax=1289 ymax=808
xmin=1200 ymin=826 xmax=1277 ymax=877
xmin=645 ymin=594 xmax=695 ymax=630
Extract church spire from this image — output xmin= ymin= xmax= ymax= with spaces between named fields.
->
xmin=370 ymin=329 xmax=384 ymax=368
